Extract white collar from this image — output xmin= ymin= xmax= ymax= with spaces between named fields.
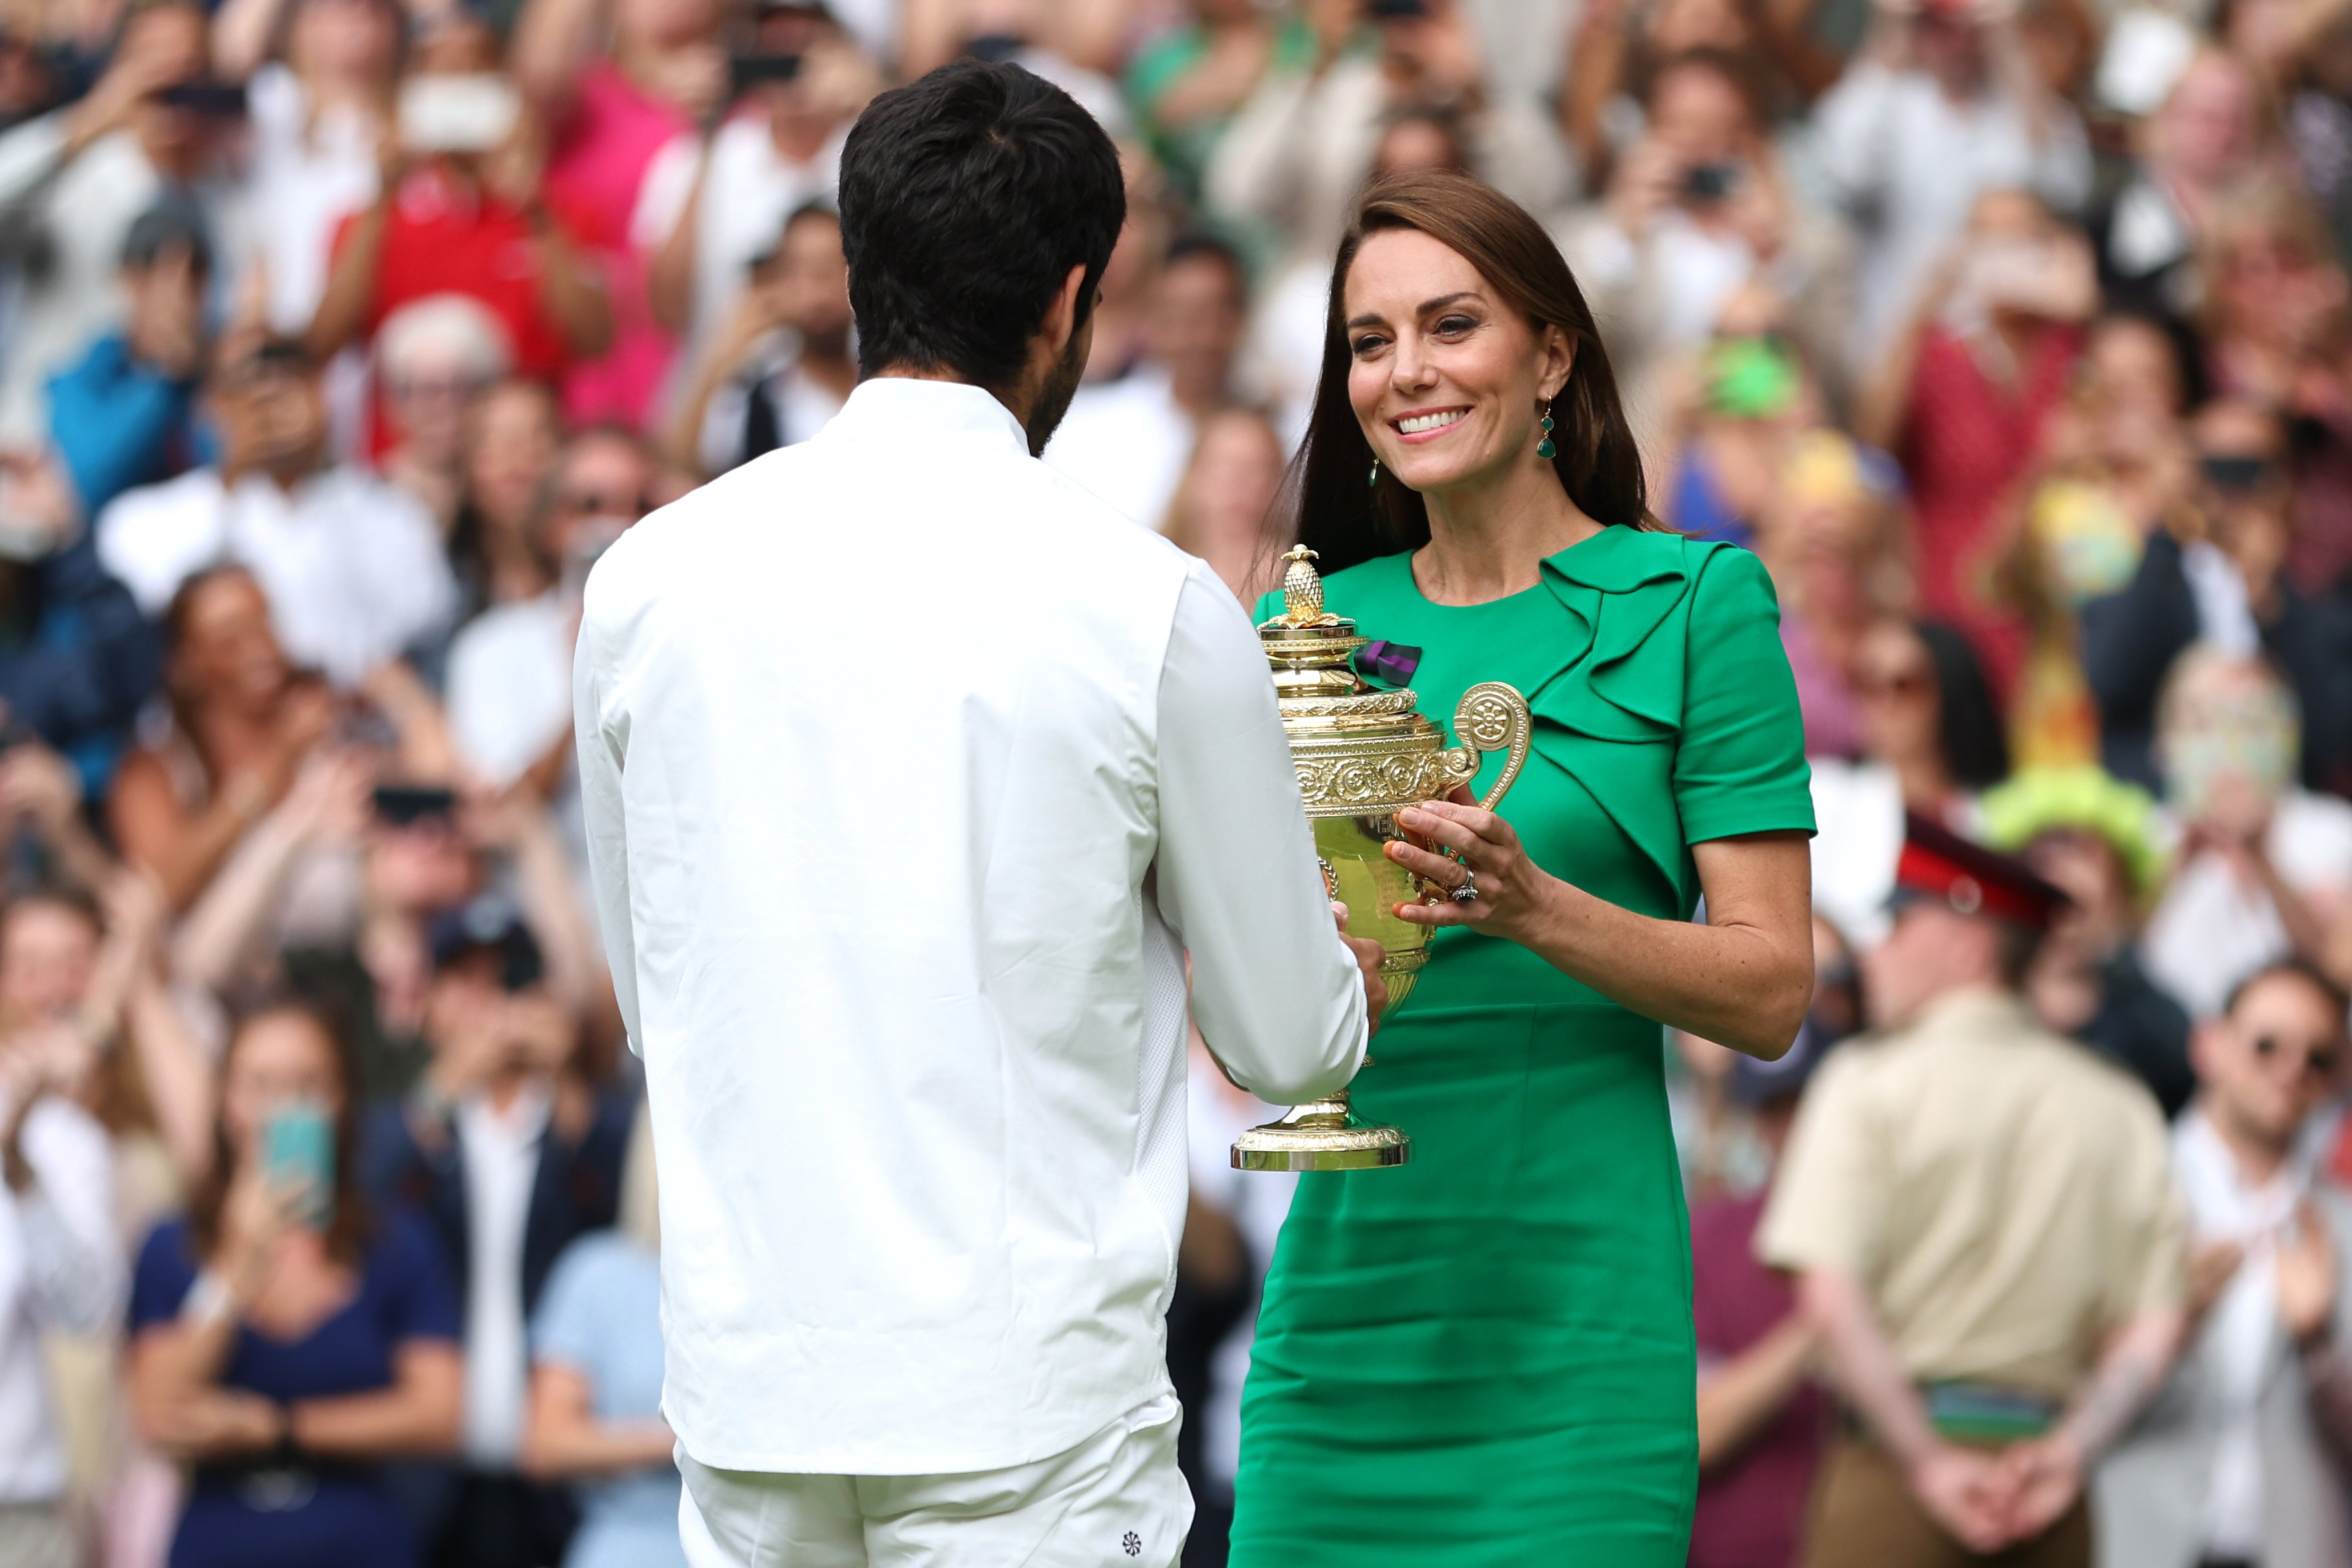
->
xmin=823 ymin=376 xmax=1030 ymax=457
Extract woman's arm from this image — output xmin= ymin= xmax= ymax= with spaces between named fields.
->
xmin=109 ymin=749 xmax=272 ymax=913
xmin=1388 ymin=811 xmax=1813 ymax=1058
xmin=646 ymin=143 xmax=711 ymax=335
xmin=527 ymin=205 xmax=615 ymax=358
xmin=520 ymin=1361 xmax=674 ymax=1479
xmin=211 ymin=0 xmax=293 ymax=81
xmin=288 ymin=1340 xmax=464 ymax=1457
xmin=307 ymin=193 xmax=394 ymax=362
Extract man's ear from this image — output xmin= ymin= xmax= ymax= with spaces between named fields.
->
xmin=1039 ymin=263 xmax=1089 ymax=357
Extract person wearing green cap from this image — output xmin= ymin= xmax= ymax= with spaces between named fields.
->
xmin=1982 ymin=766 xmax=2195 ymax=1116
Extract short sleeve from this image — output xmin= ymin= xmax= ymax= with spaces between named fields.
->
xmin=1756 ymin=1054 xmax=1883 ymax=1279
xmin=127 ymin=1221 xmax=198 ymax=1335
xmin=1675 ymin=546 xmax=1816 ymax=845
xmin=531 ymin=1235 xmax=612 ymax=1374
xmin=375 ymin=1211 xmax=462 ymax=1345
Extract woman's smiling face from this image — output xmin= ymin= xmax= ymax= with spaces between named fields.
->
xmin=1342 ymin=227 xmax=1570 ymax=497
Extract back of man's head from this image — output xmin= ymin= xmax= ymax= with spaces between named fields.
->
xmin=837 ymin=59 xmax=1124 ymax=394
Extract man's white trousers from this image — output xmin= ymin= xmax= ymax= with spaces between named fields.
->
xmin=678 ymin=1394 xmax=1191 ymax=1567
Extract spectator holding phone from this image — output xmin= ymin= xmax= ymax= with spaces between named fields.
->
xmin=639 ymin=1 xmax=875 ymax=376
xmin=667 ymin=201 xmax=852 ymax=478
xmin=1813 ymin=0 xmax=2093 ymax=367
xmin=307 ymin=18 xmax=614 ymax=437
xmin=95 ymin=332 xmax=457 ymax=690
xmin=365 ymin=897 xmax=632 ymax=1568
xmin=1559 ymin=49 xmax=1854 ymax=411
xmin=126 ymin=1002 xmax=463 ymax=1568
xmin=2083 ymin=400 xmax=2352 ymax=798
xmin=0 ymin=0 xmax=248 ymax=446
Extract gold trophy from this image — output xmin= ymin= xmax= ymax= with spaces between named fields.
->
xmin=1231 ymin=548 xmax=1532 ymax=1172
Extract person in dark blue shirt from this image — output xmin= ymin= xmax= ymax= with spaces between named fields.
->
xmin=127 ymin=1002 xmax=462 ymax=1568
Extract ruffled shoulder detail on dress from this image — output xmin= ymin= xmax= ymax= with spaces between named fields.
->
xmin=1527 ymin=529 xmax=1741 ymax=898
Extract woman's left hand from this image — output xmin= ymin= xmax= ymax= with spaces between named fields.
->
xmin=1385 ymin=787 xmax=1563 ymax=946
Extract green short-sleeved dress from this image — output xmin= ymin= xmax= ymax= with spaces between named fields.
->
xmin=1227 ymin=527 xmax=1816 ymax=1567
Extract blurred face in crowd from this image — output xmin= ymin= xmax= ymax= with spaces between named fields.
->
xmin=219 ymin=1010 xmax=344 ymax=1165
xmin=2195 ymin=969 xmax=2347 ymax=1150
xmin=616 ymin=0 xmax=718 ymax=51
xmin=171 ymin=569 xmax=296 ymax=714
xmin=2209 ymin=202 xmax=2347 ymax=350
xmin=125 ymin=3 xmax=215 ymax=174
xmin=2023 ymin=827 xmax=2136 ymax=951
xmin=1913 ymin=4 xmax=1988 ymax=96
xmin=368 ymin=809 xmax=478 ymax=918
xmin=1646 ymin=0 xmax=1748 ymax=54
xmin=1373 ymin=113 xmax=1467 ymax=177
xmin=2193 ymin=400 xmax=2289 ymax=546
xmin=211 ymin=343 xmax=329 ymax=483
xmin=383 ymin=335 xmax=499 ymax=470
xmin=0 ymin=898 xmax=99 ymax=1027
xmin=1647 ymin=59 xmax=1754 ymax=173
xmin=121 ymin=243 xmax=209 ymax=377
xmin=1177 ymin=408 xmax=1285 ymax=570
xmin=2149 ymin=52 xmax=2261 ymax=187
xmin=766 ymin=211 xmax=852 ymax=346
xmin=1343 ymin=227 xmax=1573 ymax=500
xmin=1958 ymin=190 xmax=2097 ymax=327
xmin=1149 ymin=249 xmax=1246 ymax=412
xmin=425 ymin=950 xmax=573 ymax=1081
xmin=540 ymin=431 xmax=656 ymax=591
xmin=1863 ymin=902 xmax=2005 ymax=1029
xmin=1854 ymin=618 xmax=1940 ymax=767
xmin=2158 ymin=652 xmax=2300 ymax=830
xmin=465 ymin=381 xmax=564 ymax=531
xmin=288 ymin=0 xmax=402 ymax=87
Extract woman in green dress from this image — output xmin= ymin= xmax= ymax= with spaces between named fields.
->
xmin=1227 ymin=171 xmax=1818 ymax=1565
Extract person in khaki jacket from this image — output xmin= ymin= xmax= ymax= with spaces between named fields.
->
xmin=1760 ymin=814 xmax=2186 ymax=1568
xmin=2095 ymin=960 xmax=2352 ymax=1568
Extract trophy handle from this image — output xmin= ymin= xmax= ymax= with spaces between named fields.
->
xmin=1450 ymin=682 xmax=1533 ymax=812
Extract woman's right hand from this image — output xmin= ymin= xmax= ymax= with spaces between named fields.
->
xmin=215 ymin=1165 xmax=306 ymax=1308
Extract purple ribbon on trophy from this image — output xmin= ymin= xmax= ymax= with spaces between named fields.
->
xmin=1353 ymin=640 xmax=1421 ymax=688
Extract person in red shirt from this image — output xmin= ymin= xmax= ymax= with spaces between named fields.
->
xmin=1857 ymin=189 xmax=2095 ymax=697
xmin=308 ymin=18 xmax=612 ymax=437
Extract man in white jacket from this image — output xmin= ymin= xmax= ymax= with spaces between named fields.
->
xmin=573 ymin=58 xmax=1383 ymax=1568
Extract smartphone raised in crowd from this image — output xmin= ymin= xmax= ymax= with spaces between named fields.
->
xmin=155 ymin=80 xmax=248 ymax=117
xmin=398 ymin=73 xmax=521 ymax=154
xmin=261 ymin=1102 xmax=335 ymax=1232
xmin=728 ymin=52 xmax=803 ymax=94
xmin=372 ymin=784 xmax=459 ymax=826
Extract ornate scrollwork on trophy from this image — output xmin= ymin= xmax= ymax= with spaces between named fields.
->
xmin=1235 ymin=548 xmax=1537 ymax=1172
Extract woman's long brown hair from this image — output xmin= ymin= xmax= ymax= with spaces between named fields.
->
xmin=1289 ymin=170 xmax=1652 ymax=578
xmin=189 ymin=1001 xmax=374 ymax=1267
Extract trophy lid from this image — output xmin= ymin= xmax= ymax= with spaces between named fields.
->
xmin=1261 ymin=546 xmax=1429 ymax=730
xmin=1259 ymin=546 xmax=1368 ymax=660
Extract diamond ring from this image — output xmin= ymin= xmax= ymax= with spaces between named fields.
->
xmin=1451 ymin=868 xmax=1479 ymax=903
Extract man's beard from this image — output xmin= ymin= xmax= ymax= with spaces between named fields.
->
xmin=1022 ymin=326 xmax=1091 ymax=458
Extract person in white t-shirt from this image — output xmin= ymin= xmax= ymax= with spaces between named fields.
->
xmin=2142 ymin=649 xmax=2352 ymax=1019
xmin=95 ymin=333 xmax=456 ymax=688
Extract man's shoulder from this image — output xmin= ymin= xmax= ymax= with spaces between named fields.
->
xmin=99 ymin=466 xmax=222 ymax=526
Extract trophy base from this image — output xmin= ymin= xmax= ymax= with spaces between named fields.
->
xmin=1231 ymin=1096 xmax=1411 ymax=1171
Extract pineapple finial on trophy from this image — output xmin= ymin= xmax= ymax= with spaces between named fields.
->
xmin=1281 ymin=546 xmax=1337 ymax=626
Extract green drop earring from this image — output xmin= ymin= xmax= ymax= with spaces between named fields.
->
xmin=1536 ymin=399 xmax=1557 ymax=462
xmin=1367 ymin=456 xmax=1381 ymax=488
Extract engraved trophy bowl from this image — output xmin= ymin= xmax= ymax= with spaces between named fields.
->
xmin=1230 ymin=547 xmax=1533 ymax=1172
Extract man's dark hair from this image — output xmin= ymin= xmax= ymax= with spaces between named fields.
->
xmin=837 ymin=60 xmax=1125 ymax=392
xmin=2224 ymin=959 xmax=2352 ymax=1032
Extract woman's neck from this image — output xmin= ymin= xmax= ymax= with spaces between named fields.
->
xmin=1412 ymin=456 xmax=1602 ymax=606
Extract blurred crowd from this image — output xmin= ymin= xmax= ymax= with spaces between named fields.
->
xmin=0 ymin=0 xmax=2349 ymax=1559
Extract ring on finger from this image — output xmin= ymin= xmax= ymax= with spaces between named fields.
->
xmin=1450 ymin=866 xmax=1479 ymax=904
